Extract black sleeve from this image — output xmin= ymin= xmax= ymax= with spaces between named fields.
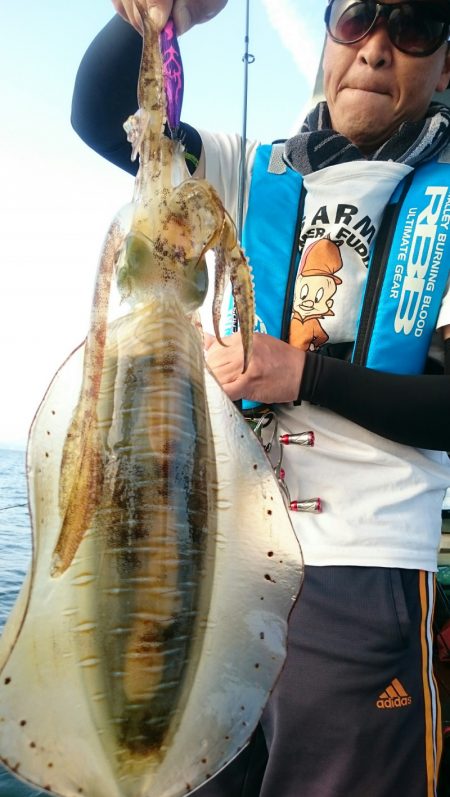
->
xmin=71 ymin=15 xmax=142 ymax=174
xmin=297 ymin=338 xmax=450 ymax=451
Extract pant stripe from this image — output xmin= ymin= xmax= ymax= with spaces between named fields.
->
xmin=420 ymin=571 xmax=442 ymax=797
xmin=430 ymin=573 xmax=443 ymax=786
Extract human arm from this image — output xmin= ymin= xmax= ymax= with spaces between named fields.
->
xmin=206 ymin=333 xmax=450 ymax=451
xmin=444 ymin=324 xmax=450 ymax=368
xmin=71 ymin=0 xmax=227 ymax=157
xmin=71 ymin=15 xmax=141 ymax=174
xmin=299 ymin=343 xmax=450 ymax=451
xmin=71 ymin=14 xmax=202 ymax=174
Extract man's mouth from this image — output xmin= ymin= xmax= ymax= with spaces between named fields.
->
xmin=342 ymin=83 xmax=389 ymax=96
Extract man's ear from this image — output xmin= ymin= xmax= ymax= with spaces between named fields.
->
xmin=436 ymin=45 xmax=450 ymax=92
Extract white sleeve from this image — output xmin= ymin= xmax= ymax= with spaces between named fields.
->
xmin=196 ymin=131 xmax=259 ymax=336
xmin=199 ymin=130 xmax=259 ymax=223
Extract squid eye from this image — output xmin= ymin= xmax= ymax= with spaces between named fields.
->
xmin=315 ymin=288 xmax=324 ymax=304
xmin=300 ymin=284 xmax=309 ymax=300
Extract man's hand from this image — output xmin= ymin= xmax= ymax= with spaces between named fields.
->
xmin=112 ymin=0 xmax=228 ymax=35
xmin=205 ymin=332 xmax=306 ymax=405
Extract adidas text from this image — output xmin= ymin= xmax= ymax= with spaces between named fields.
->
xmin=376 ymin=696 xmax=412 ymax=710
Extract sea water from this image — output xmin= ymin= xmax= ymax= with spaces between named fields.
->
xmin=0 ymin=448 xmax=45 ymax=796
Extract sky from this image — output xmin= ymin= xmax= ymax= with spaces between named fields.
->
xmin=0 ymin=0 xmax=325 ymax=448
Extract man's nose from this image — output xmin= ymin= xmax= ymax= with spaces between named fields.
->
xmin=356 ymin=19 xmax=394 ymax=69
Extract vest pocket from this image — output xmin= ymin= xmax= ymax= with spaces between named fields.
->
xmin=388 ymin=568 xmax=413 ymax=648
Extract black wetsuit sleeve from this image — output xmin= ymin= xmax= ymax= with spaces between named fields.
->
xmin=297 ymin=338 xmax=450 ymax=451
xmin=71 ymin=15 xmax=142 ymax=174
xmin=71 ymin=14 xmax=201 ymax=175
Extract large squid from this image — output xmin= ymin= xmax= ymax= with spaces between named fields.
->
xmin=0 ymin=6 xmax=303 ymax=797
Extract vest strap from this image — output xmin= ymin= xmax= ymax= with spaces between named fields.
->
xmin=352 ymin=160 xmax=450 ymax=373
xmin=225 ymin=143 xmax=304 ymax=411
xmin=227 ymin=146 xmax=450 ymax=404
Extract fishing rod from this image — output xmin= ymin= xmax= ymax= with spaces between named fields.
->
xmin=237 ymin=0 xmax=255 ymax=242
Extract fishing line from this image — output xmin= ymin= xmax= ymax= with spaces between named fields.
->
xmin=0 ymin=503 xmax=28 ymax=512
xmin=237 ymin=0 xmax=255 ymax=242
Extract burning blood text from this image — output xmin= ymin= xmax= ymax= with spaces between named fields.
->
xmin=393 ymin=187 xmax=450 ymax=337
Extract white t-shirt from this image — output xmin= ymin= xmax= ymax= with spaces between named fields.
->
xmin=200 ymin=130 xmax=450 ymax=571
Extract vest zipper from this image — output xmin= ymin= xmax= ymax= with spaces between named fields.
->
xmin=352 ymin=172 xmax=414 ymax=366
xmin=280 ymin=184 xmax=307 ymax=341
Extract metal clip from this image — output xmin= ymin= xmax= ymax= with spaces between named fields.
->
xmin=279 ymin=432 xmax=315 ymax=447
xmin=290 ymin=498 xmax=322 ymax=514
xmin=245 ymin=413 xmax=324 ymax=514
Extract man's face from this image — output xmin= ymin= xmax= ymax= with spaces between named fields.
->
xmin=323 ymin=0 xmax=450 ymax=152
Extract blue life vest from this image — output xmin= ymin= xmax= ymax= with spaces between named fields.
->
xmin=226 ymin=144 xmax=450 ymax=410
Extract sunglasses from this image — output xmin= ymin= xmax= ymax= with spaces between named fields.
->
xmin=325 ymin=0 xmax=450 ymax=56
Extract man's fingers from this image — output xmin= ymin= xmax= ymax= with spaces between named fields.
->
xmin=206 ymin=335 xmax=245 ymax=386
xmin=112 ymin=1 xmax=172 ymax=33
xmin=172 ymin=4 xmax=192 ymax=35
xmin=113 ymin=1 xmax=143 ymax=32
xmin=113 ymin=0 xmax=227 ymax=34
xmin=203 ymin=332 xmax=217 ymax=350
xmin=148 ymin=0 xmax=172 ymax=30
xmin=173 ymin=0 xmax=228 ymax=34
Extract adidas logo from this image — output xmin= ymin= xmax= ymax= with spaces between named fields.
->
xmin=376 ymin=679 xmax=412 ymax=710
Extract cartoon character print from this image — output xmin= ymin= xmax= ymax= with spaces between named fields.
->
xmin=289 ymin=237 xmax=343 ymax=351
